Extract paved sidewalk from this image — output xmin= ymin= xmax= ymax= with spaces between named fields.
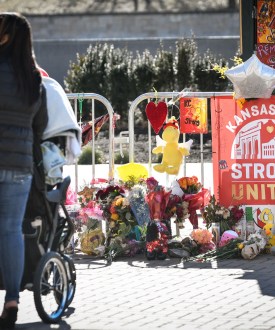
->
xmin=2 ymin=251 xmax=275 ymax=330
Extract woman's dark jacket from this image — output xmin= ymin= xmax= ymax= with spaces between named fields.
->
xmin=0 ymin=56 xmax=48 ymax=173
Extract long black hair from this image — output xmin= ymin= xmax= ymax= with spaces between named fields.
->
xmin=0 ymin=12 xmax=41 ymax=105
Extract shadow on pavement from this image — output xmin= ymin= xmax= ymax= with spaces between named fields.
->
xmin=72 ymin=253 xmax=109 ymax=269
xmin=16 ymin=319 xmax=71 ymax=329
xmin=183 ymin=254 xmax=275 ymax=298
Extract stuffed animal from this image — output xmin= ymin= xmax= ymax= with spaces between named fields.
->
xmin=264 ymin=223 xmax=275 ymax=250
xmin=219 ymin=230 xmax=238 ymax=247
xmin=241 ymin=243 xmax=261 ymax=260
xmin=152 ymin=117 xmax=193 ymax=175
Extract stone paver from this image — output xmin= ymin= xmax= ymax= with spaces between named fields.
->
xmin=0 ymin=252 xmax=275 ymax=330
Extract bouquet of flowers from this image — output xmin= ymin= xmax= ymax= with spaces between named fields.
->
xmin=172 ymin=176 xmax=210 ymax=229
xmin=202 ymin=194 xmax=244 ymax=234
xmin=190 ymin=228 xmax=215 ymax=253
xmin=144 ymin=177 xmax=172 ymax=259
xmin=95 ymin=184 xmax=144 ymax=258
xmin=95 ymin=184 xmax=138 ymax=231
xmin=128 ymin=184 xmax=150 ymax=227
xmin=77 ymin=185 xmax=104 ymax=224
xmin=145 ymin=178 xmax=171 ymax=221
xmin=177 ymin=176 xmax=202 ymax=194
xmin=164 ymin=194 xmax=190 ymax=228
xmin=185 ymin=232 xmax=266 ymax=263
xmin=103 ymin=222 xmax=146 ymax=262
xmin=76 ymin=185 xmax=106 ymax=255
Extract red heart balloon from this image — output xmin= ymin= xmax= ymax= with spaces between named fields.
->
xmin=145 ymin=101 xmax=168 ymax=134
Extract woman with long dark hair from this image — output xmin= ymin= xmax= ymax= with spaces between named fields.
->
xmin=0 ymin=12 xmax=48 ymax=329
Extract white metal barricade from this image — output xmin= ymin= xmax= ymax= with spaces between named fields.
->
xmin=128 ymin=91 xmax=233 ymax=187
xmin=66 ymin=93 xmax=115 ymax=193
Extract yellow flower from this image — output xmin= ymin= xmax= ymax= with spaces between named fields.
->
xmin=115 ymin=197 xmax=124 ymax=206
xmin=212 ymin=64 xmax=229 ymax=79
xmin=237 ymin=243 xmax=244 ymax=249
xmin=233 ymin=56 xmax=243 ymax=65
xmin=236 ymin=98 xmax=246 ymax=109
xmin=111 ymin=213 xmax=119 ymax=221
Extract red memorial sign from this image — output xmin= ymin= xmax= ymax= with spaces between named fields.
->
xmin=180 ymin=98 xmax=208 ymax=134
xmin=211 ymin=96 xmax=275 ymax=207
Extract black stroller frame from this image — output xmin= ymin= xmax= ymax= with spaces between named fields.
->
xmin=0 ymin=137 xmax=76 ymax=324
xmin=31 ymin=177 xmax=76 ymax=324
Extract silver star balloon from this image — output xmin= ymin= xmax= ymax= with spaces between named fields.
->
xmin=225 ymin=54 xmax=275 ymax=99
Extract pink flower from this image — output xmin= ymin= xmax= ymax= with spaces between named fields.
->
xmin=79 ymin=206 xmax=103 ymax=221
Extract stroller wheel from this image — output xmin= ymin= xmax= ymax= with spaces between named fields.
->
xmin=62 ymin=254 xmax=76 ymax=308
xmin=33 ymin=252 xmax=68 ymax=324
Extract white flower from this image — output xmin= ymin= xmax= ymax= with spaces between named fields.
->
xmin=223 ymin=209 xmax=230 ymax=219
xmin=247 ymin=233 xmax=267 ymax=250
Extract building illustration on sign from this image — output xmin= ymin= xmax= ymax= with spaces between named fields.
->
xmin=231 ymin=119 xmax=275 ymax=159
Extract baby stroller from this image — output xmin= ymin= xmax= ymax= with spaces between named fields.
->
xmin=21 ymin=74 xmax=81 ymax=324
xmin=1 ymin=135 xmax=76 ymax=324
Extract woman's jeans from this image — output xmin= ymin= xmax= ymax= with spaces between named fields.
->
xmin=0 ymin=170 xmax=32 ymax=303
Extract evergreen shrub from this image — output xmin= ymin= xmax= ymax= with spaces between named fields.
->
xmin=65 ymin=39 xmax=231 ymax=123
xmin=78 ymin=145 xmax=105 ymax=164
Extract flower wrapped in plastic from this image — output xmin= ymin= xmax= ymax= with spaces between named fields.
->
xmin=164 ymin=193 xmax=189 ymax=228
xmin=77 ymin=186 xmax=104 ymax=231
xmin=78 ymin=202 xmax=104 ymax=224
xmin=65 ymin=185 xmax=77 ymax=205
xmin=95 ymin=184 xmax=141 ymax=259
xmin=183 ymin=188 xmax=211 ymax=229
xmin=202 ymin=194 xmax=244 ymax=234
xmin=144 ymin=178 xmax=172 ymax=260
xmin=95 ymin=184 xmax=126 ymax=224
xmin=185 ymin=231 xmax=266 ymax=263
xmin=173 ymin=176 xmax=210 ymax=229
xmin=128 ymin=184 xmax=150 ymax=227
xmin=177 ymin=176 xmax=202 ymax=194
xmin=146 ymin=189 xmax=171 ymax=221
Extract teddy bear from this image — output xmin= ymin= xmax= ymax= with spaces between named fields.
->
xmin=152 ymin=117 xmax=193 ymax=175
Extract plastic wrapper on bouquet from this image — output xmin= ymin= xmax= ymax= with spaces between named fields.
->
xmin=145 ymin=188 xmax=172 ymax=260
